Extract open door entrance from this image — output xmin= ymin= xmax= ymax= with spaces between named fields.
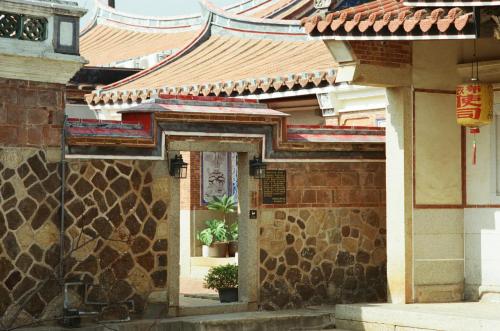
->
xmin=179 ymin=151 xmax=239 ymax=308
xmin=166 ymin=142 xmax=259 ymax=317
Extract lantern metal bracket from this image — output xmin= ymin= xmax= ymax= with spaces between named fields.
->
xmin=249 ymin=156 xmax=267 ymax=179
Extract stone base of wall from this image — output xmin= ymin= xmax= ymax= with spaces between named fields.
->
xmin=259 ymin=207 xmax=386 ymax=310
xmin=415 ymin=283 xmax=464 ymax=303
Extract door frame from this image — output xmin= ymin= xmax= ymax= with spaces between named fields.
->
xmin=166 ymin=139 xmax=260 ymax=316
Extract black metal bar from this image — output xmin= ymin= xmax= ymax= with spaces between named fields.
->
xmin=473 ymin=7 xmax=481 ymax=38
xmin=60 ymin=115 xmax=67 ymax=280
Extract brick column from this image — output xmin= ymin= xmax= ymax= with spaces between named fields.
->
xmin=0 ymin=79 xmax=65 ymax=148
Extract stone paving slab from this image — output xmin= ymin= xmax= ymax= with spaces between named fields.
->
xmin=336 ymin=302 xmax=500 ymax=331
xmin=20 ymin=306 xmax=336 ymax=331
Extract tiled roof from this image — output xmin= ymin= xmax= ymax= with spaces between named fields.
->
xmin=80 ymin=0 xmax=313 ymax=67
xmin=86 ymin=3 xmax=337 ymax=105
xmin=287 ymin=125 xmax=385 ymax=143
xmin=67 ymin=96 xmax=385 ymax=155
xmin=87 ymin=35 xmax=335 ymax=104
xmin=119 ymin=96 xmax=290 ymax=117
xmin=403 ymin=0 xmax=500 ymax=6
xmin=80 ymin=26 xmax=200 ymax=67
xmin=246 ymin=0 xmax=315 ymax=19
xmin=302 ymin=0 xmax=476 ymax=39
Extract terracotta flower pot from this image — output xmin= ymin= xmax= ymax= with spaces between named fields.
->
xmin=208 ymin=242 xmax=228 ymax=257
xmin=228 ymin=241 xmax=238 ymax=257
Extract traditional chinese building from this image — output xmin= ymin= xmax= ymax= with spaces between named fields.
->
xmin=302 ymin=0 xmax=500 ymax=329
xmin=76 ymin=0 xmax=388 ymax=127
xmin=0 ymin=0 xmax=390 ymax=327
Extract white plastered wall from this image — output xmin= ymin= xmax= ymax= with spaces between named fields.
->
xmin=464 ymin=89 xmax=500 ymax=301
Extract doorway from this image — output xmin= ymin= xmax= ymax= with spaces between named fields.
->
xmin=166 ymin=140 xmax=259 ymax=316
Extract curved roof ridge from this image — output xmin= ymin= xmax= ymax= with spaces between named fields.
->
xmin=80 ymin=0 xmax=203 ymax=35
xmin=98 ymin=13 xmax=214 ymax=93
xmin=251 ymin=0 xmax=313 ymax=19
xmin=201 ymin=0 xmax=302 ymax=26
xmin=81 ymin=0 xmax=288 ymax=35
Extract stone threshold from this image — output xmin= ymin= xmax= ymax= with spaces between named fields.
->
xmin=335 ymin=302 xmax=500 ymax=331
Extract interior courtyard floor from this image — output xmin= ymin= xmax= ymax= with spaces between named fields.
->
xmin=180 ymin=276 xmax=218 ymax=296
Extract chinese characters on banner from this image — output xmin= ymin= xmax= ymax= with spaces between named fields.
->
xmin=456 ymin=83 xmax=492 ymax=127
xmin=456 ymin=82 xmax=493 ymax=165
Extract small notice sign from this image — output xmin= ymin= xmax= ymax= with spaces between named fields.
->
xmin=262 ymin=170 xmax=286 ymax=204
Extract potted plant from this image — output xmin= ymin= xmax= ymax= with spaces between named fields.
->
xmin=204 ymin=264 xmax=238 ymax=303
xmin=228 ymin=222 xmax=238 ymax=257
xmin=196 ymin=195 xmax=237 ymax=257
xmin=196 ymin=219 xmax=228 ymax=257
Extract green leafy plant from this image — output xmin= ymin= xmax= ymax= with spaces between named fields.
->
xmin=196 ymin=228 xmax=213 ymax=246
xmin=197 ymin=219 xmax=228 ymax=245
xmin=204 ymin=264 xmax=238 ymax=290
xmin=207 ymin=195 xmax=237 ymax=223
xmin=228 ymin=222 xmax=238 ymax=241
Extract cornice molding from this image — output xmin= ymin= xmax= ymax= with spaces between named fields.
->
xmin=1 ymin=0 xmax=86 ymax=17
xmin=0 ymin=54 xmax=85 ymax=84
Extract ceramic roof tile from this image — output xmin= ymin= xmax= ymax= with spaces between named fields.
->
xmin=80 ymin=0 xmax=313 ymax=67
xmin=88 ymin=34 xmax=337 ymax=104
xmin=248 ymin=0 xmax=314 ymax=19
xmin=80 ymin=25 xmax=200 ymax=66
xmin=403 ymin=0 xmax=499 ymax=5
xmin=302 ymin=0 xmax=476 ymax=39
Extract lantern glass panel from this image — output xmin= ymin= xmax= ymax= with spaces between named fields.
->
xmin=59 ymin=21 xmax=74 ymax=47
xmin=179 ymin=164 xmax=188 ymax=179
xmin=255 ymin=166 xmax=266 ymax=179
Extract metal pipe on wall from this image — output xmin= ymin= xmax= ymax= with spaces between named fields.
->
xmin=60 ymin=115 xmax=67 ymax=280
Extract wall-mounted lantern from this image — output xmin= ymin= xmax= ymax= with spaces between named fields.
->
xmin=249 ymin=156 xmax=266 ymax=179
xmin=169 ymin=154 xmax=188 ymax=178
xmin=53 ymin=15 xmax=80 ymax=55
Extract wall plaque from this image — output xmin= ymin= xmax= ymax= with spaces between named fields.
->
xmin=262 ymin=170 xmax=287 ymax=204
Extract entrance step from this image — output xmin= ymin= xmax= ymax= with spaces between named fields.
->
xmin=23 ymin=307 xmax=336 ymax=331
xmin=23 ymin=307 xmax=335 ymax=331
xmin=335 ymin=302 xmax=500 ymax=331
xmin=163 ymin=307 xmax=335 ymax=331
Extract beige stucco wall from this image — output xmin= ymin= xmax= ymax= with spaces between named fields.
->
xmin=412 ymin=40 xmax=500 ymax=302
xmin=411 ymin=41 xmax=466 ymax=302
xmin=414 ymin=92 xmax=462 ymax=205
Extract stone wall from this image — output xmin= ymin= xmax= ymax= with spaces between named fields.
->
xmin=258 ymin=162 xmax=386 ymax=309
xmin=0 ymin=148 xmax=169 ymax=324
